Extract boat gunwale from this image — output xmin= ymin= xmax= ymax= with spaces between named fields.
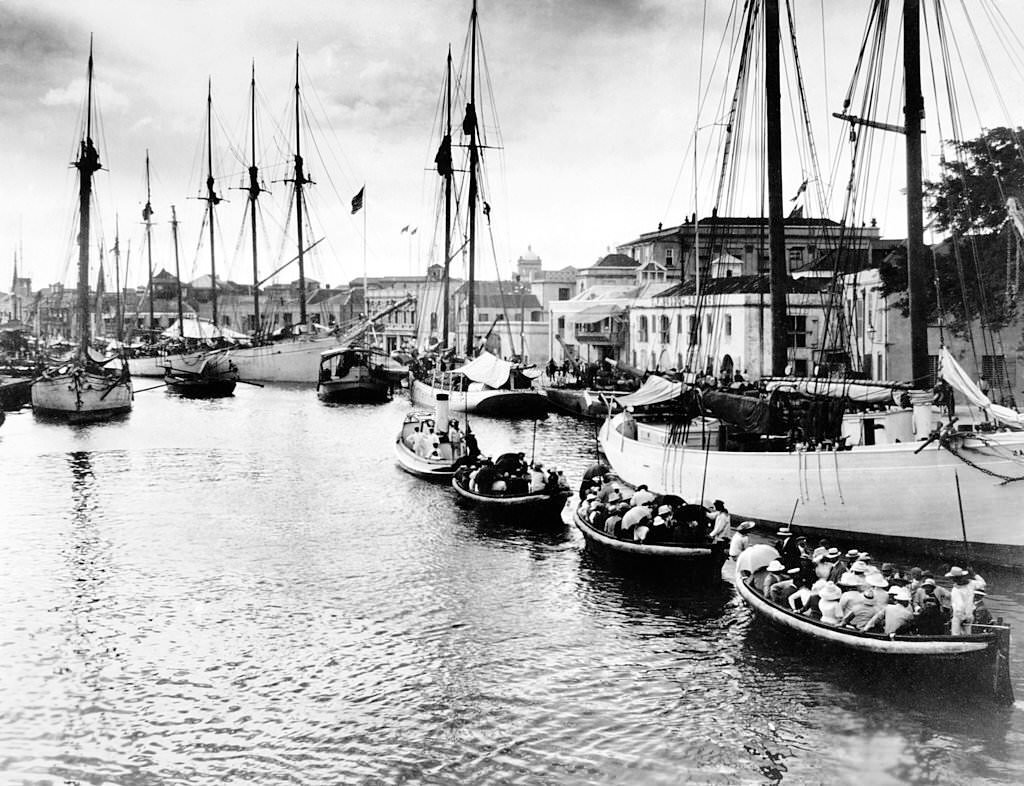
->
xmin=573 ymin=505 xmax=716 ymax=558
xmin=451 ymin=473 xmax=570 ymax=506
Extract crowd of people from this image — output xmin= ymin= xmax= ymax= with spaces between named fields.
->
xmin=455 ymin=451 xmax=569 ymax=497
xmin=404 ymin=417 xmax=479 ymax=463
xmin=576 ymin=472 xmax=734 ymax=548
xmin=749 ymin=529 xmax=991 ymax=636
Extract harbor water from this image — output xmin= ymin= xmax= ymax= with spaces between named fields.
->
xmin=2 ymin=385 xmax=1024 ymax=784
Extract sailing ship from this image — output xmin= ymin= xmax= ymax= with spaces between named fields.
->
xmin=31 ymin=42 xmax=134 ymax=422
xmin=407 ymin=1 xmax=547 ymax=417
xmin=598 ymin=1 xmax=1024 ymax=568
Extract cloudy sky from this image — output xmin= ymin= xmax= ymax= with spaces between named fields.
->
xmin=2 ymin=0 xmax=1023 ymax=294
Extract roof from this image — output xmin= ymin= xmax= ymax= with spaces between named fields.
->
xmin=452 ymin=280 xmax=543 ymax=310
xmin=792 ymin=242 xmax=903 ymax=274
xmin=592 ymin=253 xmax=639 ymax=269
xmin=655 ymin=274 xmax=830 ymax=298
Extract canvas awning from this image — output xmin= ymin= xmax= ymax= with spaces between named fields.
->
xmin=615 ymin=375 xmax=684 ymax=407
xmin=458 ymin=350 xmax=512 ymax=388
xmin=573 ymin=304 xmax=622 ymax=323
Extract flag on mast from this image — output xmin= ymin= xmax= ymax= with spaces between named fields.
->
xmin=400 ymin=225 xmax=409 ymax=233
xmin=351 ymin=186 xmax=364 ymax=214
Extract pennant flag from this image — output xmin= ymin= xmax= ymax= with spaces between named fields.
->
xmin=410 ymin=227 xmax=417 ymax=236
xmin=483 ymin=201 xmax=491 ymax=224
xmin=401 ymin=225 xmax=409 ymax=234
xmin=790 ymin=179 xmax=808 ymax=202
xmin=351 ymin=186 xmax=364 ymax=214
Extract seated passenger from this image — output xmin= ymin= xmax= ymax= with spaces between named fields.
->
xmin=631 ymin=484 xmax=657 ymax=507
xmin=874 ymin=586 xmax=914 ymax=634
xmin=762 ymin=560 xmax=787 ymax=597
xmin=840 ymin=587 xmax=880 ymax=630
xmin=912 ymin=596 xmax=947 ymax=635
xmin=815 ymin=582 xmax=844 ymax=625
xmin=768 ymin=567 xmax=801 ymax=606
xmin=620 ymin=501 xmax=653 ymax=539
xmin=529 ymin=464 xmax=546 ymax=493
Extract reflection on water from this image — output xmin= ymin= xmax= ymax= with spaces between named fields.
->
xmin=0 ymin=390 xmax=1023 ymax=784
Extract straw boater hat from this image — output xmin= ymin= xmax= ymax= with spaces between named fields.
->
xmin=844 ymin=549 xmax=861 ymax=560
xmin=819 ymin=582 xmax=842 ymax=601
xmin=838 ymin=571 xmax=860 ymax=587
xmin=850 ymin=561 xmax=868 ymax=574
xmin=786 ymin=567 xmax=801 ymax=576
xmin=866 ymin=573 xmax=889 ymax=589
xmin=825 ymin=547 xmax=841 ymax=560
xmin=737 ymin=521 xmax=755 ymax=532
xmin=776 ymin=527 xmax=793 ymax=537
xmin=767 ymin=560 xmax=786 ymax=573
xmin=945 ymin=566 xmax=970 ymax=581
xmin=657 ymin=504 xmax=673 ymax=515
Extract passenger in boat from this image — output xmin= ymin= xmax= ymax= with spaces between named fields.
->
xmin=405 ymin=426 xmax=421 ymax=450
xmin=728 ymin=521 xmax=756 ymax=561
xmin=494 ymin=452 xmax=528 ymax=476
xmin=603 ymin=503 xmax=626 ymax=536
xmin=762 ymin=560 xmax=787 ymax=597
xmin=972 ymin=590 xmax=993 ymax=626
xmin=913 ymin=596 xmax=947 ymax=635
xmin=448 ymin=420 xmax=464 ymax=452
xmin=815 ymin=582 xmax=844 ymax=625
xmin=947 ymin=566 xmax=986 ymax=635
xmin=840 ymin=585 xmax=880 ymax=630
xmin=464 ymin=429 xmax=480 ymax=460
xmin=906 ymin=567 xmax=924 ymax=596
xmin=620 ymin=501 xmax=653 ymax=539
xmin=914 ymin=574 xmax=951 ymax=613
xmin=871 ymin=586 xmax=915 ymax=635
xmin=472 ymin=460 xmax=499 ymax=493
xmin=633 ymin=516 xmax=653 ymax=544
xmin=768 ymin=567 xmax=802 ymax=605
xmin=631 ymin=484 xmax=657 ymax=508
xmin=707 ymin=500 xmax=730 ymax=543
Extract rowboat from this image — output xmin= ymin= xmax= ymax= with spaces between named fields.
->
xmin=451 ymin=472 xmax=570 ymax=516
xmin=733 ymin=545 xmax=1014 ymax=703
xmin=573 ymin=503 xmax=721 ymax=565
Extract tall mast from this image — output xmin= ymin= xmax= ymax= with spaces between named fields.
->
xmin=171 ymin=205 xmax=185 ymax=333
xmin=765 ymin=0 xmax=788 ymax=377
xmin=113 ymin=215 xmax=123 ymax=343
xmin=292 ymin=47 xmax=310 ymax=326
xmin=204 ymin=79 xmax=221 ymax=330
xmin=144 ymin=150 xmax=155 ymax=332
xmin=466 ymin=0 xmax=479 ymax=355
xmin=247 ymin=63 xmax=263 ymax=337
xmin=76 ymin=38 xmax=101 ymax=356
xmin=903 ymin=0 xmax=928 ymax=386
xmin=443 ymin=46 xmax=453 ymax=349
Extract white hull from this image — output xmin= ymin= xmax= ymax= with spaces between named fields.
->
xmin=409 ymin=378 xmax=547 ymax=416
xmin=32 ymin=369 xmax=133 ymax=421
xmin=130 ymin=338 xmax=341 ymax=382
xmin=599 ymin=413 xmax=1024 ymax=566
xmin=394 ymin=438 xmax=460 ymax=479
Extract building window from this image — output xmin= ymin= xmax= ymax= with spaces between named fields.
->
xmin=705 ymin=315 xmax=712 ymax=335
xmin=725 ymin=315 xmax=732 ymax=337
xmin=665 ymin=248 xmax=674 ymax=268
xmin=982 ymin=355 xmax=1007 ymax=387
xmin=792 ymin=358 xmax=809 ymax=376
xmin=677 ymin=314 xmax=683 ymax=333
xmin=788 ymin=315 xmax=807 ymax=348
xmin=659 ymin=315 xmax=670 ymax=343
xmin=638 ymin=315 xmax=648 ymax=343
xmin=557 ymin=317 xmax=565 ymax=330
xmin=928 ymin=355 xmax=939 ymax=387
xmin=558 ymin=287 xmax=570 ymax=301
xmin=478 ymin=312 xmax=488 ymax=323
xmin=688 ymin=315 xmax=699 ymax=346
xmin=788 ymin=246 xmax=803 ymax=270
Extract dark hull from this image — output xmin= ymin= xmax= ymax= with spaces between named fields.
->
xmin=165 ymin=376 xmax=237 ymax=398
xmin=574 ymin=506 xmax=720 ymax=563
xmin=452 ymin=475 xmax=570 ymax=516
xmin=318 ymin=380 xmax=391 ymax=403
xmin=0 ymin=377 xmax=33 ymax=411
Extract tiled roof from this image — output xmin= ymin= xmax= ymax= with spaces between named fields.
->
xmin=655 ymin=274 xmax=830 ymax=297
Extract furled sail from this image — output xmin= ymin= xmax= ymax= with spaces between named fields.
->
xmin=939 ymin=346 xmax=1024 ymax=429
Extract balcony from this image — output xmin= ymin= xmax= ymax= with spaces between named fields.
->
xmin=575 ymin=321 xmax=626 ymax=345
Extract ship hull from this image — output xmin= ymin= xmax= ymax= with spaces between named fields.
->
xmin=599 ymin=413 xmax=1024 ymax=568
xmin=31 ymin=368 xmax=133 ymax=423
xmin=410 ymin=378 xmax=547 ymax=416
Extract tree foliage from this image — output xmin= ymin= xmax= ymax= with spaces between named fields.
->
xmin=878 ymin=126 xmax=1024 ymax=328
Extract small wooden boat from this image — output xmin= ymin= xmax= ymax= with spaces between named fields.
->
xmin=452 ymin=472 xmax=570 ymax=515
xmin=0 ymin=375 xmax=33 ymax=410
xmin=573 ymin=503 xmax=721 ymax=564
xmin=542 ymin=386 xmax=623 ymax=419
xmin=733 ymin=545 xmax=1014 ymax=703
xmin=395 ymin=394 xmax=480 ymax=480
xmin=317 ymin=346 xmax=391 ymax=403
xmin=163 ymin=350 xmax=238 ymax=398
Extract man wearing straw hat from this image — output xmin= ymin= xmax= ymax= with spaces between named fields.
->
xmin=947 ymin=566 xmax=986 ymax=635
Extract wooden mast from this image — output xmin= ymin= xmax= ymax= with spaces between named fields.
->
xmin=143 ymin=150 xmax=155 ymax=334
xmin=442 ymin=46 xmax=453 ymax=350
xmin=292 ymin=48 xmax=310 ymax=327
xmin=204 ymin=79 xmax=221 ymax=331
xmin=903 ymin=0 xmax=929 ymax=386
xmin=247 ymin=63 xmax=263 ymax=337
xmin=76 ymin=38 xmax=101 ymax=357
xmin=466 ymin=0 xmax=478 ymax=356
xmin=113 ymin=215 xmax=123 ymax=343
xmin=765 ymin=0 xmax=788 ymax=377
xmin=171 ymin=205 xmax=185 ymax=334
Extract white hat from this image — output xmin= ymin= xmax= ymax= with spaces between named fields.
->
xmin=866 ymin=573 xmax=889 ymax=589
xmin=737 ymin=521 xmax=755 ymax=532
xmin=776 ymin=527 xmax=793 ymax=537
xmin=657 ymin=504 xmax=673 ymax=515
xmin=893 ymin=587 xmax=912 ymax=602
xmin=767 ymin=560 xmax=786 ymax=573
xmin=819 ymin=582 xmax=842 ymax=601
xmin=838 ymin=571 xmax=860 ymax=587
xmin=850 ymin=561 xmax=868 ymax=574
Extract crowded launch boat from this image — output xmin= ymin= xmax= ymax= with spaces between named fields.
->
xmin=410 ymin=351 xmax=547 ymax=416
xmin=394 ymin=393 xmax=481 ymax=480
xmin=733 ymin=543 xmax=1013 ymax=703
xmin=452 ymin=452 xmax=571 ymax=515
